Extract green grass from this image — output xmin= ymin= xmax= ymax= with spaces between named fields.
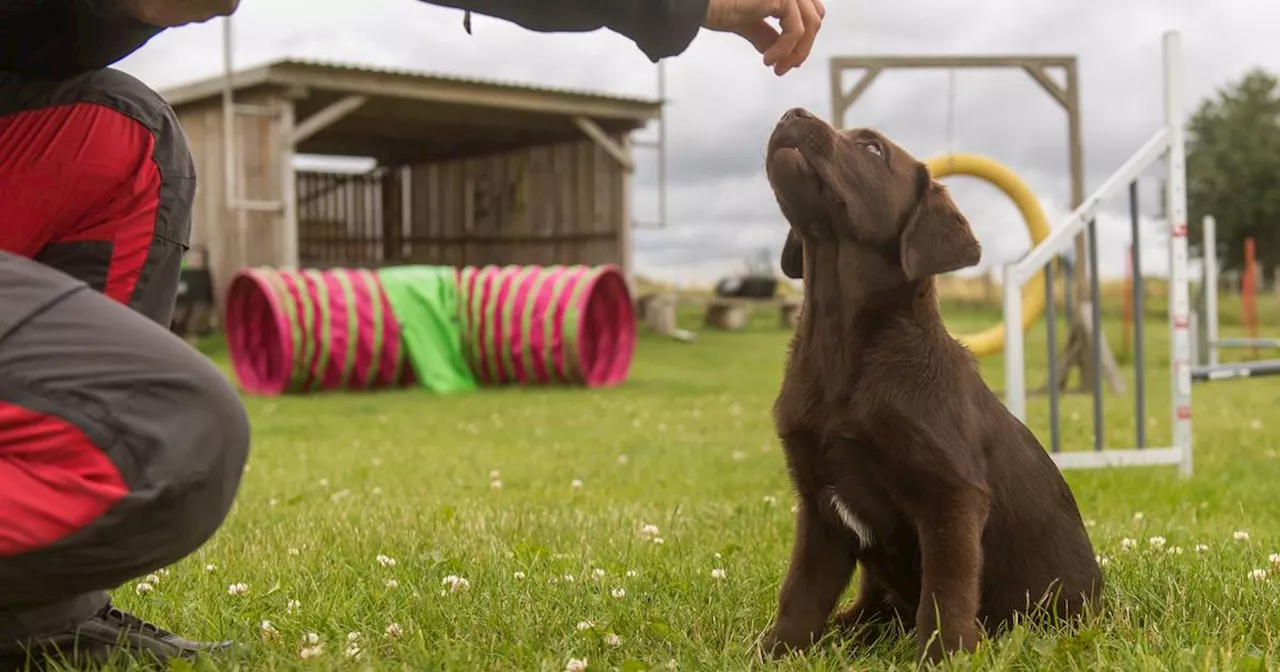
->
xmin=100 ymin=300 xmax=1280 ymax=671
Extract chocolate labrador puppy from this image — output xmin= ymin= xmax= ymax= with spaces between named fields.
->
xmin=760 ymin=107 xmax=1102 ymax=666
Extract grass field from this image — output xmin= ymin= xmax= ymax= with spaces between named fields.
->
xmin=104 ymin=294 xmax=1280 ymax=671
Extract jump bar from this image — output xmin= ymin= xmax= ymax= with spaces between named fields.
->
xmin=1191 ymin=360 xmax=1280 ymax=382
xmin=1212 ymin=338 xmax=1280 ymax=349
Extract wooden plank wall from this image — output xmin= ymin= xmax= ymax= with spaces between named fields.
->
xmin=176 ymin=91 xmax=288 ymax=309
xmin=404 ymin=135 xmax=627 ymax=270
xmin=178 ymin=96 xmax=629 ymax=309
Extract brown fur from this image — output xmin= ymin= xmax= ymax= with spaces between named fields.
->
xmin=760 ymin=107 xmax=1103 ymax=666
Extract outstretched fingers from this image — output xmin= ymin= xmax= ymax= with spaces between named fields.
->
xmin=763 ymin=0 xmax=824 ymax=75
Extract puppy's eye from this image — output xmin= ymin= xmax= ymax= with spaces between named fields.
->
xmin=861 ymin=140 xmax=884 ymax=157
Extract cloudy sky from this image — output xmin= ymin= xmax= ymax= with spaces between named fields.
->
xmin=115 ymin=0 xmax=1277 ymax=287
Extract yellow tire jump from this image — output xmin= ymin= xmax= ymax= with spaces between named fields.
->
xmin=924 ymin=153 xmax=1051 ymax=359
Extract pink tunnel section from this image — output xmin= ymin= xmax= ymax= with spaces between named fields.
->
xmin=460 ymin=264 xmax=636 ymax=389
xmin=224 ymin=268 xmax=412 ymax=396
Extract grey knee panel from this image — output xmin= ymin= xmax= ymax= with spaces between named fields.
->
xmin=0 ymin=252 xmax=249 ymax=608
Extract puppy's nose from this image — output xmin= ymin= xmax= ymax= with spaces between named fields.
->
xmin=782 ymin=107 xmax=814 ymax=122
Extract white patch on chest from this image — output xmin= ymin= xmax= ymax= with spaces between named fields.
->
xmin=830 ymin=493 xmax=874 ymax=550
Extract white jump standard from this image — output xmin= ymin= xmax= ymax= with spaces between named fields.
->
xmin=1000 ymin=30 xmax=1193 ymax=477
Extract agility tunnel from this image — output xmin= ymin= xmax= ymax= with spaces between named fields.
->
xmin=224 ymin=264 xmax=636 ymax=396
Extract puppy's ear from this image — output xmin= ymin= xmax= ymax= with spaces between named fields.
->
xmin=780 ymin=229 xmax=804 ymax=279
xmin=899 ymin=179 xmax=981 ymax=280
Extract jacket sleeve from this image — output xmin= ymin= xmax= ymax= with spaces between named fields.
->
xmin=0 ymin=0 xmax=165 ymax=78
xmin=420 ymin=0 xmax=709 ymax=62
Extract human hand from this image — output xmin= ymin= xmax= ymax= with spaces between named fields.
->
xmin=116 ymin=0 xmax=241 ymax=27
xmin=702 ymin=0 xmax=826 ymax=76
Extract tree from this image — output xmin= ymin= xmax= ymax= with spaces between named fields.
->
xmin=1186 ymin=67 xmax=1280 ymax=274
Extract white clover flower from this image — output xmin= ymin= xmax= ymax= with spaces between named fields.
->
xmin=135 ymin=582 xmax=154 ymax=595
xmin=376 ymin=554 xmax=397 ymax=568
xmin=227 ymin=583 xmax=249 ymax=596
xmin=711 ymin=568 xmax=727 ymax=580
xmin=610 ymin=587 xmax=626 ymax=599
xmin=442 ymin=575 xmax=471 ymax=593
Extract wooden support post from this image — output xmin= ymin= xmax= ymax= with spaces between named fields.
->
xmin=573 ymin=116 xmax=634 ymax=171
xmin=290 ymin=94 xmax=367 ymax=145
xmin=381 ymin=167 xmax=404 ymax=264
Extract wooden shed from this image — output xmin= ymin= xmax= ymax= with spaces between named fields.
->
xmin=159 ymin=59 xmax=662 ymax=308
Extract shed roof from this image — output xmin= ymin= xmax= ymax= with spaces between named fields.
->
xmin=160 ymin=58 xmax=663 ymax=164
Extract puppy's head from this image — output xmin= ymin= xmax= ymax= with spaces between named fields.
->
xmin=765 ymin=107 xmax=981 ymax=284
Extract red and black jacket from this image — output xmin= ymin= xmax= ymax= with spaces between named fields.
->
xmin=0 ymin=0 xmax=710 ymax=78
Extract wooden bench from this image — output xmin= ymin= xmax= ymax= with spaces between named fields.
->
xmin=701 ymin=296 xmax=804 ymax=332
xmin=704 ymin=300 xmax=750 ymax=331
xmin=779 ymin=299 xmax=803 ymax=329
xmin=636 ymin=292 xmax=696 ymax=342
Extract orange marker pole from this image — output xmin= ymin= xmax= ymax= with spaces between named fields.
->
xmin=1244 ymin=237 xmax=1259 ymax=357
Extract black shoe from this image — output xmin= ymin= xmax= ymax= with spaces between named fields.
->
xmin=0 ymin=600 xmax=235 ymax=670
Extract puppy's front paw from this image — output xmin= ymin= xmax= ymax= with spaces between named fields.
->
xmin=758 ymin=623 xmax=816 ymax=659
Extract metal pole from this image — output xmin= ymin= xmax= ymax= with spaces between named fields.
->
xmin=1064 ymin=255 xmax=1074 ymax=320
xmin=657 ymin=61 xmax=668 ymax=229
xmin=1130 ymin=181 xmax=1146 ymax=449
xmin=1164 ymin=30 xmax=1193 ymax=479
xmin=1088 ymin=218 xmax=1104 ymax=452
xmin=222 ymin=16 xmax=236 ymax=210
xmin=1003 ymin=263 xmax=1026 ymax=421
xmin=1203 ymin=215 xmax=1219 ymax=366
xmin=1046 ymin=258 xmax=1061 ymax=453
